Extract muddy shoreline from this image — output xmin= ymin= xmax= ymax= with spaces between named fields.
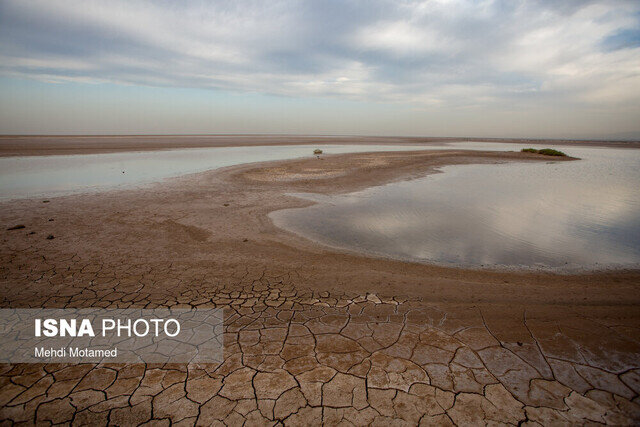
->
xmin=1 ymin=149 xmax=637 ymax=304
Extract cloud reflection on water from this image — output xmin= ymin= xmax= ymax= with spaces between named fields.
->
xmin=272 ymin=148 xmax=640 ymax=270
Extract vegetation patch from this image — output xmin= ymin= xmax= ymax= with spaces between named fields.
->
xmin=313 ymin=149 xmax=323 ymax=154
xmin=521 ymin=148 xmax=566 ymax=156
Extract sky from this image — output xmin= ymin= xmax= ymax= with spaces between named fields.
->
xmin=0 ymin=0 xmax=639 ymax=139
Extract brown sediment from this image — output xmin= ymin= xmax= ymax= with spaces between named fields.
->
xmin=0 ymin=134 xmax=638 ymax=157
xmin=1 ymin=149 xmax=639 ymax=424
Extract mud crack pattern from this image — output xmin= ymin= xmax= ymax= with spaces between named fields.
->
xmin=1 ymin=279 xmax=639 ymax=425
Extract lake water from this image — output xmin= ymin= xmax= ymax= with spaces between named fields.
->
xmin=271 ymin=145 xmax=640 ymax=271
xmin=0 ymin=144 xmax=433 ymax=200
xmin=2 ymin=141 xmax=638 ymax=271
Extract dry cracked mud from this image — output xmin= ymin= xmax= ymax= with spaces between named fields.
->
xmin=1 ymin=149 xmax=639 ymax=425
xmin=1 ymin=282 xmax=639 ymax=425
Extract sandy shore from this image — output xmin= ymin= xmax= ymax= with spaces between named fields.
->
xmin=0 ymin=134 xmax=639 ymax=156
xmin=1 ymin=149 xmax=639 ymax=424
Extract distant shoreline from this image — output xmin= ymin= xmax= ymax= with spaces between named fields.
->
xmin=0 ymin=134 xmax=638 ymax=157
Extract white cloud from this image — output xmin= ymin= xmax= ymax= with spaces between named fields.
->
xmin=0 ymin=0 xmax=639 ymax=116
xmin=352 ymin=21 xmax=455 ymax=55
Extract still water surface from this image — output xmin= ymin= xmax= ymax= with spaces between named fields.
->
xmin=271 ymin=146 xmax=640 ymax=271
xmin=0 ymin=144 xmax=431 ymax=200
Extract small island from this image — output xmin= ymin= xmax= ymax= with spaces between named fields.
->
xmin=521 ymin=148 xmax=567 ymax=156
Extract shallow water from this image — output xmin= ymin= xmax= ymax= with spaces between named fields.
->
xmin=3 ymin=141 xmax=638 ymax=270
xmin=271 ymin=146 xmax=640 ymax=271
xmin=0 ymin=144 xmax=435 ymax=200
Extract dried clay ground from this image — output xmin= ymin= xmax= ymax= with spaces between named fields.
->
xmin=1 ymin=144 xmax=640 ymax=425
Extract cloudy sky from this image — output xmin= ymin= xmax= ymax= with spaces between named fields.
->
xmin=0 ymin=0 xmax=639 ymax=138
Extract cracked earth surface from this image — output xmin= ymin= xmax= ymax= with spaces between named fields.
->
xmin=1 ymin=282 xmax=639 ymax=425
xmin=1 ymin=150 xmax=639 ymax=425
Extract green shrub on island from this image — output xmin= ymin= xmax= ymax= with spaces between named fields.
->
xmin=521 ymin=148 xmax=566 ymax=156
xmin=313 ymin=149 xmax=323 ymax=155
xmin=538 ymin=148 xmax=567 ymax=156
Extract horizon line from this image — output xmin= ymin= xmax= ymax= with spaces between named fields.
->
xmin=1 ymin=133 xmax=639 ymax=143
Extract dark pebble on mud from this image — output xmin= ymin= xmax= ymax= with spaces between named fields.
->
xmin=48 ymin=218 xmax=54 ymax=221
xmin=7 ymin=224 xmax=26 ymax=230
xmin=46 ymin=235 xmax=55 ymax=240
